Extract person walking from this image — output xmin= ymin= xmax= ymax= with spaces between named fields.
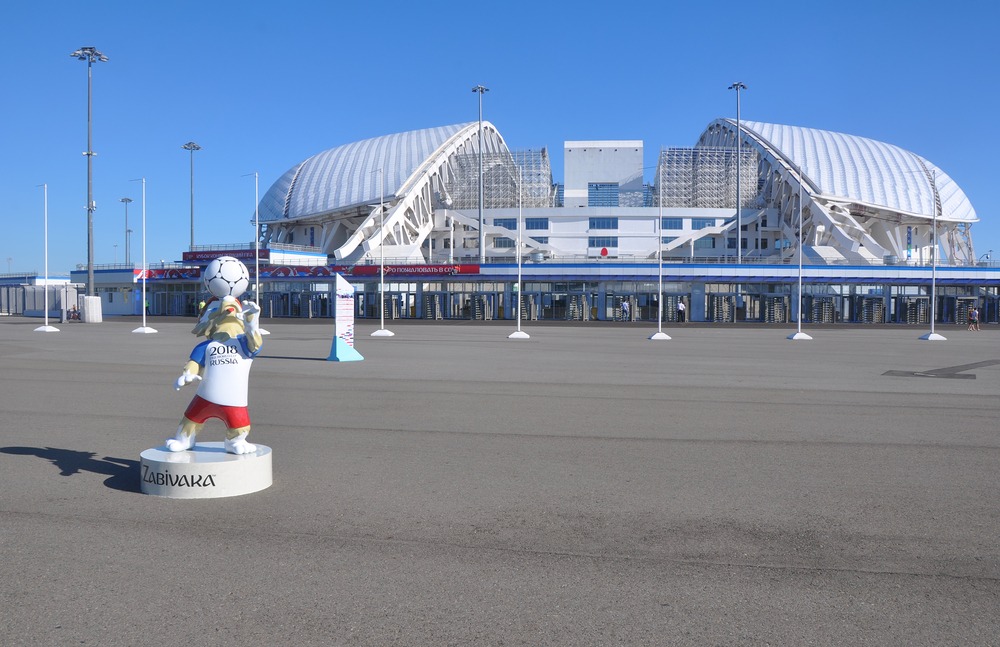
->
xmin=621 ymin=299 xmax=630 ymax=322
xmin=968 ymin=306 xmax=979 ymax=331
xmin=678 ymin=298 xmax=686 ymax=323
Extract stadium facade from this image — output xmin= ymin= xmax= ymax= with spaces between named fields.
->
xmin=59 ymin=119 xmax=1000 ymax=325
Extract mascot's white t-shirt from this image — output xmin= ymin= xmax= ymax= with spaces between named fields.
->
xmin=191 ymin=337 xmax=258 ymax=407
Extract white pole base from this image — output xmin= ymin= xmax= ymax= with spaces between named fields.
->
xmin=132 ymin=326 xmax=158 ymax=334
xmin=649 ymin=331 xmax=671 ymax=340
xmin=34 ymin=325 xmax=60 ymax=332
xmin=919 ymin=332 xmax=947 ymax=341
xmin=259 ymin=328 xmax=271 ymax=336
xmin=140 ymin=442 xmax=271 ymax=498
xmin=371 ymin=328 xmax=395 ymax=337
xmin=788 ymin=331 xmax=813 ymax=340
xmin=508 ymin=330 xmax=530 ymax=339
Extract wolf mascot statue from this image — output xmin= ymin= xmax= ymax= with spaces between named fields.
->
xmin=166 ymin=295 xmax=263 ymax=454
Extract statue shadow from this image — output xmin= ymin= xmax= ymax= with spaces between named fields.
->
xmin=0 ymin=446 xmax=141 ymax=493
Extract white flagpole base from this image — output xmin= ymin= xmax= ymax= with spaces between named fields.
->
xmin=649 ymin=331 xmax=671 ymax=340
xmin=788 ymin=331 xmax=813 ymax=340
xmin=919 ymin=332 xmax=947 ymax=341
xmin=508 ymin=330 xmax=530 ymax=339
xmin=34 ymin=325 xmax=60 ymax=332
xmin=132 ymin=326 xmax=158 ymax=334
xmin=371 ymin=328 xmax=395 ymax=337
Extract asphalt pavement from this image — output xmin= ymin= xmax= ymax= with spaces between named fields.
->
xmin=1 ymin=316 xmax=998 ymax=646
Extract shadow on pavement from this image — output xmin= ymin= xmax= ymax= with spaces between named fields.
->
xmin=0 ymin=446 xmax=141 ymax=493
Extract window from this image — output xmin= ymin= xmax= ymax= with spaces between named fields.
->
xmin=495 ymin=237 xmax=515 ymax=248
xmin=727 ymin=237 xmax=737 ymax=249
xmin=530 ymin=236 xmax=549 ymax=244
xmin=588 ymin=236 xmax=618 ymax=248
xmin=589 ymin=217 xmax=619 ymax=230
xmin=691 ymin=218 xmax=715 ymax=230
xmin=525 ymin=217 xmax=549 ymax=230
xmin=694 ymin=238 xmax=716 ymax=250
xmin=661 ymin=217 xmax=682 ymax=230
xmin=662 ymin=236 xmax=677 ymax=245
xmin=588 ymin=183 xmax=619 ymax=207
xmin=493 ymin=218 xmax=517 ymax=230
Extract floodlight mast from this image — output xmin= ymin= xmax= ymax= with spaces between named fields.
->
xmin=71 ymin=46 xmax=108 ymax=297
xmin=728 ymin=81 xmax=746 ymax=267
xmin=182 ymin=142 xmax=202 ymax=251
xmin=472 ymin=85 xmax=489 ymax=264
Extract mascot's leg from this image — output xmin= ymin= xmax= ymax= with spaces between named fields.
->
xmin=165 ymin=418 xmax=202 ymax=452
xmin=224 ymin=425 xmax=257 ymax=455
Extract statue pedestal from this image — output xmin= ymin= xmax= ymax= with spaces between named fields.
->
xmin=139 ymin=442 xmax=272 ymax=498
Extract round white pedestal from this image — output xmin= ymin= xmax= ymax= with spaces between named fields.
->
xmin=140 ymin=442 xmax=272 ymax=498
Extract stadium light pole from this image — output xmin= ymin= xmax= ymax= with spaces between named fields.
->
xmin=182 ymin=142 xmax=201 ymax=251
xmin=119 ymin=197 xmax=132 ymax=265
xmin=34 ymin=183 xmax=59 ymax=332
xmin=71 ymin=46 xmax=108 ymax=297
xmin=788 ymin=162 xmax=812 ymax=340
xmin=372 ymin=167 xmax=394 ymax=337
xmin=650 ymin=168 xmax=670 ymax=340
xmin=729 ymin=82 xmax=746 ymax=323
xmin=508 ymin=162 xmax=529 ymax=339
xmin=131 ymin=177 xmax=156 ymax=334
xmin=728 ymin=81 xmax=746 ymax=267
xmin=472 ymin=84 xmax=489 ymax=264
xmin=919 ymin=169 xmax=946 ymax=341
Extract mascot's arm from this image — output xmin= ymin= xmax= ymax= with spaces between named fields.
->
xmin=241 ymin=300 xmax=263 ymax=352
xmin=174 ymin=359 xmax=203 ymax=391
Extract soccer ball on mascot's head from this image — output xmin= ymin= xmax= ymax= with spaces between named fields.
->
xmin=203 ymin=256 xmax=251 ymax=299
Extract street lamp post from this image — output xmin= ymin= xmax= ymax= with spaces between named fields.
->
xmin=472 ymin=84 xmax=489 ymax=264
xmin=182 ymin=142 xmax=201 ymax=251
xmin=119 ymin=197 xmax=132 ymax=265
xmin=71 ymin=46 xmax=108 ymax=297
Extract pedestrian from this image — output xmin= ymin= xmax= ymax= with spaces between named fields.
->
xmin=968 ymin=306 xmax=979 ymax=331
xmin=678 ymin=298 xmax=686 ymax=323
xmin=621 ymin=299 xmax=630 ymax=321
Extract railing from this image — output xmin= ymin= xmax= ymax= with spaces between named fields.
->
xmin=189 ymin=242 xmax=323 ymax=254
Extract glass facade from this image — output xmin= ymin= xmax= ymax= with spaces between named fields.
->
xmin=588 ymin=183 xmax=620 ymax=207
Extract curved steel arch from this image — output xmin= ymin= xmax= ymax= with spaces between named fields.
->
xmin=257 ymin=122 xmax=508 ymax=262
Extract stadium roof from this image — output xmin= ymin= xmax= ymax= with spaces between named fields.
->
xmin=258 ymin=123 xmax=474 ymax=223
xmin=728 ymin=120 xmax=977 ymax=223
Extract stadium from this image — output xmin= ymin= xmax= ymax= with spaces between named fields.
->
xmin=43 ymin=118 xmax=999 ymax=325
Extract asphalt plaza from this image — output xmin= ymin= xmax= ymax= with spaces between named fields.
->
xmin=1 ymin=316 xmax=998 ymax=646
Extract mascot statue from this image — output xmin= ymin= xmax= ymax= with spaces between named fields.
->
xmin=166 ymin=257 xmax=263 ymax=455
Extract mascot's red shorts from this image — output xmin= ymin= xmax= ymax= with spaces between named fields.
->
xmin=184 ymin=395 xmax=251 ymax=429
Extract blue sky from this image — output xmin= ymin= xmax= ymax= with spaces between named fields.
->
xmin=3 ymin=0 xmax=998 ymax=274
